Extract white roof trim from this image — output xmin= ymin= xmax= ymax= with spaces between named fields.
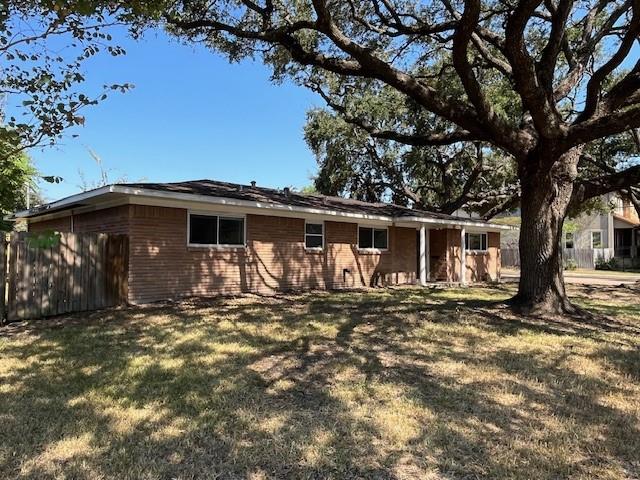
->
xmin=400 ymin=216 xmax=512 ymax=231
xmin=13 ymin=185 xmax=115 ymax=218
xmin=15 ymin=184 xmax=511 ymax=230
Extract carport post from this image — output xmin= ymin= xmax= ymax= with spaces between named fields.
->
xmin=419 ymin=225 xmax=427 ymax=286
xmin=460 ymin=227 xmax=467 ymax=285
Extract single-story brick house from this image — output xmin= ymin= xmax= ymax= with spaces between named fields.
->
xmin=16 ymin=179 xmax=509 ymax=304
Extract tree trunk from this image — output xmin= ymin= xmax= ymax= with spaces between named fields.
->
xmin=511 ymin=149 xmax=581 ymax=315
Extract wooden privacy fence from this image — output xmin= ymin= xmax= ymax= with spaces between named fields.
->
xmin=0 ymin=232 xmax=129 ymax=322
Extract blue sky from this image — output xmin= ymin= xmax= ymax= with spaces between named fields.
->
xmin=19 ymin=28 xmax=322 ymax=201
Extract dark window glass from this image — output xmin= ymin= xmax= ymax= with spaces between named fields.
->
xmin=592 ymin=231 xmax=602 ymax=248
xmin=305 ymin=235 xmax=323 ymax=248
xmin=190 ymin=215 xmax=217 ymax=244
xmin=358 ymin=227 xmax=373 ymax=248
xmin=305 ymin=223 xmax=323 ymax=248
xmin=306 ymin=223 xmax=323 ymax=235
xmin=373 ymin=228 xmax=388 ymax=249
xmin=465 ymin=233 xmax=487 ymax=251
xmin=219 ymin=217 xmax=244 ymax=245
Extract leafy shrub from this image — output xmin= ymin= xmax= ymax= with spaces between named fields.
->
xmin=564 ymin=259 xmax=577 ymax=271
xmin=595 ymin=257 xmax=618 ymax=270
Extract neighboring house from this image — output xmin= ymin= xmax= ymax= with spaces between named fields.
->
xmin=563 ymin=193 xmax=640 ymax=262
xmin=499 ymin=193 xmax=640 ymax=269
xmin=14 ymin=179 xmax=509 ymax=304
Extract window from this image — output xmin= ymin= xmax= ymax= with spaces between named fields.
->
xmin=188 ymin=213 xmax=245 ymax=246
xmin=465 ymin=232 xmax=488 ymax=251
xmin=565 ymin=232 xmax=574 ymax=249
xmin=305 ymin=222 xmax=324 ymax=249
xmin=591 ymin=231 xmax=603 ymax=248
xmin=358 ymin=226 xmax=388 ymax=250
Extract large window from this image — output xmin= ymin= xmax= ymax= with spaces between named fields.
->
xmin=564 ymin=232 xmax=575 ymax=249
xmin=188 ymin=213 xmax=245 ymax=246
xmin=358 ymin=226 xmax=388 ymax=250
xmin=591 ymin=231 xmax=603 ymax=248
xmin=305 ymin=222 xmax=324 ymax=249
xmin=465 ymin=232 xmax=488 ymax=252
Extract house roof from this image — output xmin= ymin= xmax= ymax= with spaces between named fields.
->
xmin=613 ymin=213 xmax=640 ymax=227
xmin=14 ymin=179 xmax=510 ymax=230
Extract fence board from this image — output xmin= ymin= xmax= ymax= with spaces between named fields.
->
xmin=7 ymin=235 xmax=18 ymax=320
xmin=4 ymin=232 xmax=128 ymax=321
xmin=0 ymin=239 xmax=6 ymax=322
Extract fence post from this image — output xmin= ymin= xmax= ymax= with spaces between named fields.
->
xmin=0 ymin=236 xmax=6 ymax=323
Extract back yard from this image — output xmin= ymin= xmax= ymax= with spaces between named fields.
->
xmin=1 ymin=284 xmax=639 ymax=480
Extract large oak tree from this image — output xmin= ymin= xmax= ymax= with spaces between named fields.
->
xmin=158 ymin=0 xmax=640 ymax=314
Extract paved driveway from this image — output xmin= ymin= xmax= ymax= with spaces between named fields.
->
xmin=502 ymin=268 xmax=640 ymax=286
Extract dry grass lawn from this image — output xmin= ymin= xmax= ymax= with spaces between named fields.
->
xmin=1 ymin=283 xmax=639 ymax=479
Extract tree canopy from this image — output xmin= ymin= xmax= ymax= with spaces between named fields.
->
xmin=0 ymin=1 xmax=134 ymax=161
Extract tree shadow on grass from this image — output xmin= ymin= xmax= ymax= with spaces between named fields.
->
xmin=1 ymin=285 xmax=639 ymax=479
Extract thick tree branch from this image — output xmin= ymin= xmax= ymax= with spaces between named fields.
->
xmin=572 ymin=164 xmax=640 ymax=206
xmin=452 ymin=0 xmax=494 ymax=124
xmin=537 ymin=0 xmax=573 ymax=91
xmin=505 ymin=0 xmax=562 ymax=138
xmin=577 ymin=0 xmax=640 ymax=121
xmin=567 ymin=105 xmax=640 ymax=147
xmin=308 ymin=0 xmax=526 ymax=155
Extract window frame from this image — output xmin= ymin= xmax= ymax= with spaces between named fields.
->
xmin=564 ymin=231 xmax=575 ymax=249
xmin=187 ymin=211 xmax=246 ymax=248
xmin=464 ymin=232 xmax=488 ymax=253
xmin=304 ymin=221 xmax=324 ymax=250
xmin=591 ymin=230 xmax=604 ymax=249
xmin=357 ymin=225 xmax=389 ymax=252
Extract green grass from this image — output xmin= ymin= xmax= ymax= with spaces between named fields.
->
xmin=1 ymin=284 xmax=639 ymax=479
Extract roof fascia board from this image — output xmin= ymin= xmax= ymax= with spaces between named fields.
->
xmin=14 ymin=185 xmax=115 ymax=218
xmin=25 ymin=198 xmax=128 ymax=224
xmin=399 ymin=215 xmax=512 ymax=231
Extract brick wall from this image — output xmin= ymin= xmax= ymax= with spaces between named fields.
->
xmin=28 ymin=216 xmax=72 ymax=233
xmin=127 ymin=205 xmax=417 ymax=303
xmin=28 ymin=206 xmax=130 ymax=235
xmin=447 ymin=230 xmax=501 ymax=282
xmin=74 ymin=206 xmax=131 ymax=234
xmin=29 ymin=204 xmax=500 ymax=304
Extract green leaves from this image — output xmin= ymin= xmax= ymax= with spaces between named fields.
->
xmin=1 ymin=1 xmax=136 ymax=160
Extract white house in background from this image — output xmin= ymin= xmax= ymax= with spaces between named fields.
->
xmin=564 ymin=193 xmax=639 ymax=262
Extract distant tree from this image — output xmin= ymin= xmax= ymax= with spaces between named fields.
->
xmin=0 ymin=144 xmax=37 ymax=231
xmin=298 ymin=183 xmax=319 ymax=195
xmin=305 ymin=105 xmax=518 ymax=216
xmin=157 ymin=0 xmax=640 ymax=314
xmin=76 ymin=147 xmax=132 ymax=191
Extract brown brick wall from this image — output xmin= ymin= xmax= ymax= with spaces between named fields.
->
xmin=28 ymin=206 xmax=131 ymax=235
xmin=447 ymin=229 xmax=501 ymax=282
xmin=28 ymin=216 xmax=72 ymax=233
xmin=74 ymin=206 xmax=131 ymax=235
xmin=29 ymin=204 xmax=500 ymax=304
xmin=127 ymin=206 xmax=417 ymax=303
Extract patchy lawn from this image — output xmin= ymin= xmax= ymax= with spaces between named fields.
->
xmin=1 ymin=284 xmax=639 ymax=480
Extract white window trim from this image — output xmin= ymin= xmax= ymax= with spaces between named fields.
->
xmin=591 ymin=230 xmax=604 ymax=249
xmin=465 ymin=232 xmax=488 ymax=252
xmin=187 ymin=211 xmax=247 ymax=248
xmin=564 ymin=231 xmax=575 ymax=249
xmin=357 ymin=225 xmax=389 ymax=252
xmin=304 ymin=220 xmax=324 ymax=251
